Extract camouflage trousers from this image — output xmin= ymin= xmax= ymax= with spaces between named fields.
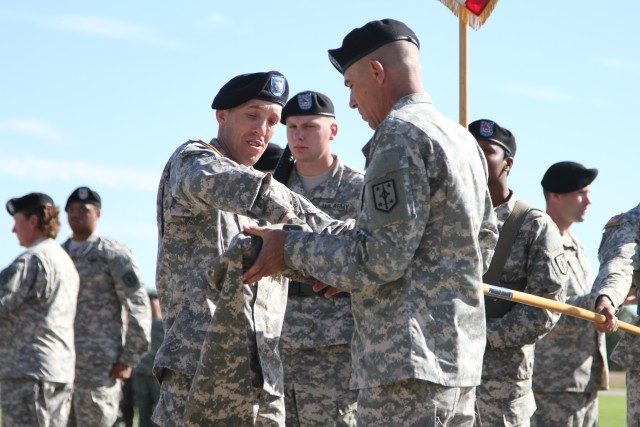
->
xmin=356 ymin=378 xmax=477 ymax=427
xmin=627 ymin=368 xmax=640 ymax=427
xmin=477 ymin=377 xmax=536 ymax=427
xmin=133 ymin=373 xmax=161 ymax=427
xmin=0 ymin=378 xmax=73 ymax=427
xmin=282 ymin=346 xmax=357 ymax=426
xmin=152 ymin=369 xmax=193 ymax=427
xmin=530 ymin=391 xmax=598 ymax=427
xmin=68 ymin=363 xmax=122 ymax=427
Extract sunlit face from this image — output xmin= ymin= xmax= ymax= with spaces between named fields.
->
xmin=12 ymin=211 xmax=39 ymax=247
xmin=216 ymin=100 xmax=282 ymax=166
xmin=478 ymin=140 xmax=511 ymax=182
xmin=344 ymin=62 xmax=382 ymax=130
xmin=66 ymin=202 xmax=100 ymax=236
xmin=553 ymin=185 xmax=592 ymax=224
xmin=286 ymin=115 xmax=337 ymax=165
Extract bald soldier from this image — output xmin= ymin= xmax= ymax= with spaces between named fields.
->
xmin=154 ymin=71 xmax=344 ymax=426
xmin=469 ymin=119 xmax=568 ymax=426
xmin=244 ymin=19 xmax=498 ymax=426
xmin=279 ymin=91 xmax=362 ymax=426
xmin=532 ymin=162 xmax=608 ymax=427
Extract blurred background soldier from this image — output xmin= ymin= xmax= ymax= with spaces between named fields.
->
xmin=63 ymin=186 xmax=151 ymax=427
xmin=0 ymin=193 xmax=79 ymax=427
xmin=278 ymin=90 xmax=362 ymax=426
xmin=133 ymin=290 xmax=164 ymax=427
xmin=254 ymin=142 xmax=284 ymax=173
xmin=469 ymin=119 xmax=568 ymax=426
xmin=591 ymin=201 xmax=640 ymax=426
xmin=532 ymin=161 xmax=608 ymax=427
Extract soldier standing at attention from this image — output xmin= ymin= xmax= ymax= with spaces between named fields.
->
xmin=469 ymin=119 xmax=568 ymax=426
xmin=590 ymin=201 xmax=640 ymax=426
xmin=154 ymin=71 xmax=342 ymax=426
xmin=63 ymin=186 xmax=152 ymax=427
xmin=279 ymin=90 xmax=362 ymax=426
xmin=244 ymin=19 xmax=498 ymax=426
xmin=0 ymin=193 xmax=79 ymax=427
xmin=531 ymin=161 xmax=608 ymax=427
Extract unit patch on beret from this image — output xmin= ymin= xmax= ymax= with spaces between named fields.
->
xmin=270 ymin=75 xmax=286 ymax=97
xmin=373 ymin=180 xmax=397 ymax=212
xmin=298 ymin=93 xmax=313 ymax=110
xmin=555 ymin=253 xmax=568 ymax=275
xmin=479 ymin=120 xmax=494 ymax=138
xmin=78 ymin=187 xmax=89 ymax=200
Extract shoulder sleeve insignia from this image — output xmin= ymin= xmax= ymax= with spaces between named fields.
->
xmin=122 ymin=271 xmax=140 ymax=290
xmin=372 ymin=180 xmax=397 ymax=212
xmin=604 ymin=213 xmax=624 ymax=229
xmin=555 ymin=253 xmax=568 ymax=275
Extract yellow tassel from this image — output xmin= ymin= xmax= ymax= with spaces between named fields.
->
xmin=437 ymin=0 xmax=500 ymax=30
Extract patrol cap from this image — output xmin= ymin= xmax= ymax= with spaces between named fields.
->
xmin=328 ymin=19 xmax=420 ymax=74
xmin=253 ymin=143 xmax=284 ymax=172
xmin=211 ymin=71 xmax=289 ymax=110
xmin=65 ymin=186 xmax=101 ymax=211
xmin=541 ymin=161 xmax=598 ymax=194
xmin=468 ymin=119 xmax=517 ymax=157
xmin=280 ymin=91 xmax=335 ymax=124
xmin=6 ymin=192 xmax=54 ymax=216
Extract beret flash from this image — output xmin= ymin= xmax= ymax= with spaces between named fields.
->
xmin=6 ymin=192 xmax=54 ymax=216
xmin=541 ymin=161 xmax=598 ymax=194
xmin=66 ymin=186 xmax=102 ymax=211
xmin=468 ymin=119 xmax=517 ymax=157
xmin=280 ymin=91 xmax=335 ymax=124
xmin=328 ymin=19 xmax=420 ymax=74
xmin=212 ymin=71 xmax=289 ymax=110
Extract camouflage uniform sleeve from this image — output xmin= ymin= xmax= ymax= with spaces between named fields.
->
xmin=284 ymin=136 xmax=427 ymax=290
xmin=479 ymin=187 xmax=498 ymax=274
xmin=486 ymin=213 xmax=568 ymax=349
xmin=173 ymin=147 xmax=342 ymax=232
xmin=593 ymin=216 xmax=639 ymax=308
xmin=108 ymin=243 xmax=151 ymax=367
xmin=0 ymin=254 xmax=39 ymax=314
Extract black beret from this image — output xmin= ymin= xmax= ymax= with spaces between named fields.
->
xmin=328 ymin=19 xmax=420 ymax=74
xmin=541 ymin=161 xmax=598 ymax=194
xmin=280 ymin=91 xmax=335 ymax=124
xmin=211 ymin=71 xmax=289 ymax=110
xmin=6 ymin=192 xmax=54 ymax=216
xmin=468 ymin=119 xmax=517 ymax=157
xmin=66 ymin=186 xmax=101 ymax=211
xmin=253 ymin=143 xmax=284 ymax=172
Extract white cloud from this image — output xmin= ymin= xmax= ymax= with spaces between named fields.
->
xmin=0 ymin=119 xmax=68 ymax=144
xmin=0 ymin=155 xmax=159 ymax=191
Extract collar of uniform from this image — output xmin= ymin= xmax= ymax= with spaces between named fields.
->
xmin=387 ymin=92 xmax=433 ymax=118
xmin=494 ymin=190 xmax=518 ymax=228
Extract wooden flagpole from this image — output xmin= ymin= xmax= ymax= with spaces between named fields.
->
xmin=459 ymin=19 xmax=468 ymax=127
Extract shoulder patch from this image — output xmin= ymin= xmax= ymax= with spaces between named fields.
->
xmin=604 ymin=213 xmax=624 ymax=229
xmin=555 ymin=253 xmax=568 ymax=275
xmin=122 ymin=271 xmax=141 ymax=290
xmin=372 ymin=180 xmax=397 ymax=212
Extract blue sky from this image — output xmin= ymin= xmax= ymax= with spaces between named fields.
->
xmin=1 ymin=1 xmax=639 ymax=292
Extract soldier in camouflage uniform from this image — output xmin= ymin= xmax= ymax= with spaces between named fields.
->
xmin=133 ymin=291 xmax=164 ymax=427
xmin=154 ymin=71 xmax=344 ymax=426
xmin=0 ymin=193 xmax=79 ymax=427
xmin=279 ymin=91 xmax=362 ymax=426
xmin=62 ymin=186 xmax=152 ymax=427
xmin=531 ymin=162 xmax=608 ymax=427
xmin=244 ymin=20 xmax=499 ymax=426
xmin=592 ymin=203 xmax=640 ymax=426
xmin=469 ymin=119 xmax=568 ymax=426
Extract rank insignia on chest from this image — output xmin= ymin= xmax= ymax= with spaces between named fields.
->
xmin=372 ymin=180 xmax=397 ymax=212
xmin=555 ymin=253 xmax=568 ymax=275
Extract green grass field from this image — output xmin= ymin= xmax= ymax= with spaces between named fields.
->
xmin=599 ymin=393 xmax=626 ymax=426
